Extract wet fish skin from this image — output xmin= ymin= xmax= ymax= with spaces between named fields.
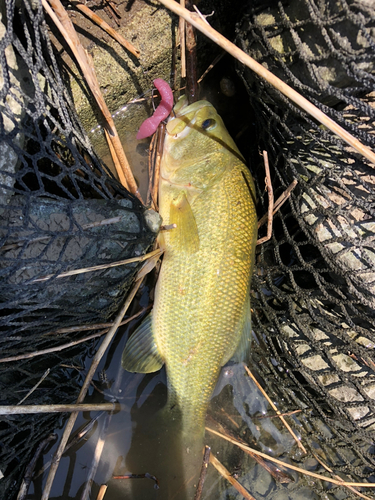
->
xmin=122 ymin=98 xmax=257 ymax=437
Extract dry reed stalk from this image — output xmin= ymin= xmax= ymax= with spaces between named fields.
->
xmin=35 ymin=412 xmax=104 ymax=480
xmin=42 ymin=0 xmax=141 ymax=199
xmin=157 ymin=0 xmax=375 ymax=166
xmin=256 ymin=151 xmax=274 ymax=246
xmin=0 ymin=309 xmax=148 ymax=363
xmin=0 ymin=403 xmax=121 ymax=414
xmin=313 ymin=454 xmax=374 ymax=500
xmin=206 ymin=427 xmax=375 ymax=488
xmin=31 ymin=248 xmax=163 ymax=282
xmin=96 ymin=485 xmax=108 ymax=500
xmin=194 ymin=445 xmax=211 ymax=500
xmin=197 ymin=52 xmax=225 ymax=84
xmin=17 ymin=369 xmax=50 ymax=405
xmin=179 ymin=0 xmax=186 ymax=78
xmin=147 ymin=131 xmax=158 ymax=206
xmin=244 ymin=365 xmax=307 ymax=454
xmin=208 ymin=417 xmax=292 ymax=484
xmin=71 ymin=1 xmax=140 ymax=57
xmin=104 ymin=127 xmax=129 ymax=189
xmin=258 ymin=180 xmax=298 ymax=228
xmin=209 ymin=454 xmax=257 ymax=500
xmin=17 ymin=434 xmax=56 ymax=500
xmin=150 ymin=123 xmax=165 ymax=210
xmin=41 ymin=277 xmax=143 ymax=500
xmin=43 ymin=307 xmax=148 ymax=336
xmin=185 ymin=0 xmax=198 ymax=102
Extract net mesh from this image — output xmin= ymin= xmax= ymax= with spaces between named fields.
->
xmin=236 ymin=0 xmax=375 ymax=494
xmin=1 ymin=0 xmax=375 ymax=497
xmin=0 ymin=0 xmax=158 ymax=497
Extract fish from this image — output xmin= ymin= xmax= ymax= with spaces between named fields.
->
xmin=122 ymin=96 xmax=257 ymax=497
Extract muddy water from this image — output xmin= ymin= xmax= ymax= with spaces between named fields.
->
xmin=29 ymin=61 xmax=322 ymax=500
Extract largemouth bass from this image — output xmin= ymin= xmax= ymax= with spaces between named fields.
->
xmin=122 ymin=97 xmax=257 ymax=495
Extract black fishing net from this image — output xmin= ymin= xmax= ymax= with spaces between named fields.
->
xmin=235 ymin=0 xmax=375 ymax=496
xmin=0 ymin=0 xmax=159 ymax=497
xmin=2 ymin=0 xmax=375 ymax=497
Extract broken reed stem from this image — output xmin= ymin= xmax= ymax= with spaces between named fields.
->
xmin=96 ymin=485 xmax=108 ymax=500
xmin=206 ymin=427 xmax=375 ymax=488
xmin=41 ymin=278 xmax=143 ymax=500
xmin=209 ymin=417 xmax=293 ymax=484
xmin=256 ymin=151 xmax=274 ymax=246
xmin=0 ymin=334 xmax=104 ymax=362
xmin=313 ymin=454 xmax=373 ymax=500
xmin=209 ymin=454 xmax=256 ymax=500
xmin=185 ymin=0 xmax=198 ymax=103
xmin=43 ymin=307 xmax=148 ymax=337
xmin=157 ymin=0 xmax=375 ymax=166
xmin=35 ymin=412 xmax=104 ymax=480
xmin=150 ymin=123 xmax=165 ymax=210
xmin=17 ymin=434 xmax=56 ymax=500
xmin=194 ymin=446 xmax=211 ymax=500
xmin=17 ymin=369 xmax=50 ymax=405
xmin=179 ymin=0 xmax=186 ymax=78
xmin=71 ymin=1 xmax=140 ymax=57
xmin=258 ymin=179 xmax=298 ymax=229
xmin=244 ymin=364 xmax=307 ymax=454
xmin=197 ymin=52 xmax=225 ymax=84
xmin=0 ymin=403 xmax=120 ymax=415
xmin=31 ymin=248 xmax=162 ymax=282
xmin=257 ymin=409 xmax=303 ymax=420
xmin=43 ymin=0 xmax=141 ymax=199
xmin=81 ymin=415 xmax=112 ymax=500
xmin=0 ymin=308 xmax=148 ymax=363
xmin=147 ymin=131 xmax=158 ymax=206
xmin=104 ymin=128 xmax=129 ymax=189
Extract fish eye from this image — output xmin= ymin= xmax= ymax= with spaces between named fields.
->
xmin=201 ymin=118 xmax=216 ymax=131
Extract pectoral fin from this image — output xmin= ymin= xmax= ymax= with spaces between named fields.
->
xmin=170 ymin=192 xmax=199 ymax=254
xmin=121 ymin=313 xmax=164 ymax=373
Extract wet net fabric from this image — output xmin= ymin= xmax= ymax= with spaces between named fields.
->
xmin=236 ymin=0 xmax=375 ymax=496
xmin=0 ymin=0 xmax=157 ymax=497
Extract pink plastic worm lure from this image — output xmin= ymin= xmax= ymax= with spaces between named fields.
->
xmin=136 ymin=79 xmax=174 ymax=140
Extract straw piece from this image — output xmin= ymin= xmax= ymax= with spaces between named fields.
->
xmin=17 ymin=369 xmax=50 ymax=405
xmin=179 ymin=0 xmax=186 ymax=78
xmin=244 ymin=365 xmax=307 ymax=454
xmin=206 ymin=427 xmax=375 ymax=488
xmin=71 ymin=1 xmax=140 ymax=57
xmin=156 ymin=0 xmax=375 ymax=166
xmin=31 ymin=248 xmax=163 ymax=282
xmin=42 ymin=0 xmax=141 ymax=198
xmin=0 ymin=403 xmax=121 ymax=414
xmin=256 ymin=151 xmax=274 ymax=246
xmin=258 ymin=180 xmax=298 ymax=229
xmin=194 ymin=445 xmax=211 ymax=500
xmin=209 ymin=454 xmax=256 ymax=500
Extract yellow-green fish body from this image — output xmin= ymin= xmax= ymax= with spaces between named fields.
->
xmin=122 ymin=98 xmax=257 ymax=437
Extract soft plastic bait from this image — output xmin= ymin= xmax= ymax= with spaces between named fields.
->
xmin=136 ymin=79 xmax=173 ymax=139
